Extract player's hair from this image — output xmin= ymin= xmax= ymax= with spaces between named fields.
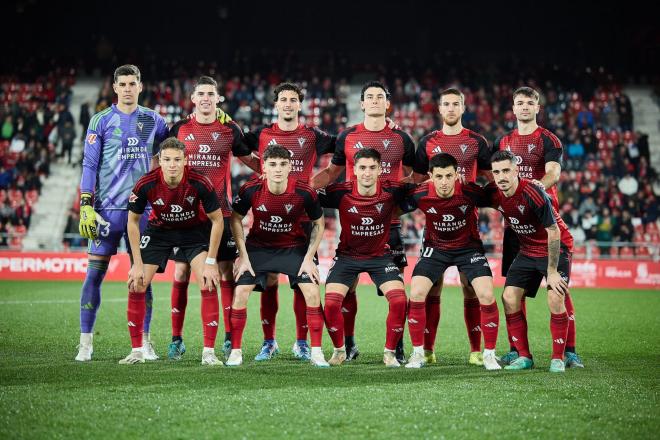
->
xmin=113 ymin=64 xmax=141 ymax=83
xmin=159 ymin=137 xmax=186 ymax=154
xmin=193 ymin=76 xmax=218 ymax=91
xmin=360 ymin=81 xmax=391 ymax=101
xmin=439 ymin=87 xmax=464 ymax=105
xmin=512 ymin=86 xmax=540 ymax=102
xmin=273 ymin=82 xmax=304 ymax=102
xmin=429 ymin=153 xmax=458 ymax=172
xmin=262 ymin=144 xmax=291 ymax=161
xmin=491 ymin=150 xmax=517 ymax=165
xmin=354 ymin=148 xmax=381 ymax=163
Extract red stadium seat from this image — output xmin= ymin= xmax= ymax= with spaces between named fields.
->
xmin=619 ymin=247 xmax=634 ymax=258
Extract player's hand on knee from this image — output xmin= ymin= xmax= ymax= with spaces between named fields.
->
xmin=128 ymin=264 xmax=145 ymax=291
xmin=298 ymin=257 xmax=319 ymax=284
xmin=203 ymin=265 xmax=221 ymax=291
xmin=547 ymin=271 xmax=568 ymax=296
xmin=233 ymin=257 xmax=255 ymax=279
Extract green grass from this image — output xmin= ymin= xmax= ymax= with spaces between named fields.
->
xmin=0 ymin=281 xmax=659 ymax=439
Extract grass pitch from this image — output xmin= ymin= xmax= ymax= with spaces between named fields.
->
xmin=0 ymin=280 xmax=658 ymax=439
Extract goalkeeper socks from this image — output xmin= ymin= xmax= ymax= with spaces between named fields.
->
xmin=324 ymin=292 xmax=345 ymax=348
xmin=144 ymin=284 xmax=154 ymax=333
xmin=201 ymin=289 xmax=219 ymax=349
xmin=260 ymin=285 xmax=278 ymax=340
xmin=293 ymin=286 xmax=308 ymax=340
xmin=342 ymin=289 xmax=358 ymax=337
xmin=384 ymin=289 xmax=407 ymax=351
xmin=407 ymin=300 xmax=426 ymax=347
xmin=230 ymin=308 xmax=247 ymax=349
xmin=79 ymin=259 xmax=108 ymax=333
xmin=127 ymin=291 xmax=146 ymax=349
xmin=220 ymin=280 xmax=234 ymax=333
xmin=424 ymin=295 xmax=440 ymax=351
xmin=550 ymin=312 xmax=569 ymax=359
xmin=171 ymin=280 xmax=189 ymax=338
xmin=565 ymin=291 xmax=576 ymax=350
xmin=464 ymin=297 xmax=482 ymax=352
xmin=480 ymin=301 xmax=500 ymax=350
xmin=505 ymin=311 xmax=530 ymax=358
xmin=306 ymin=306 xmax=324 ymax=347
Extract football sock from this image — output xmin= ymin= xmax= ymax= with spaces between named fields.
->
xmin=464 ymin=297 xmax=482 ymax=352
xmin=480 ymin=301 xmax=500 ymax=350
xmin=79 ymin=259 xmax=108 ymax=333
xmin=260 ymin=284 xmax=278 ymax=341
xmin=505 ymin=311 xmax=530 ymax=358
xmin=424 ymin=295 xmax=441 ymax=351
xmin=201 ymin=289 xmax=219 ymax=349
xmin=551 ymin=312 xmax=569 ymax=360
xmin=220 ymin=280 xmax=234 ymax=334
xmin=127 ymin=291 xmax=145 ymax=349
xmin=385 ymin=289 xmax=407 ymax=350
xmin=230 ymin=308 xmax=247 ymax=349
xmin=293 ymin=286 xmax=308 ymax=341
xmin=407 ymin=300 xmax=426 ymax=347
xmin=171 ymin=280 xmax=189 ymax=338
xmin=143 ymin=284 xmax=153 ymax=333
xmin=565 ymin=291 xmax=576 ymax=351
xmin=324 ymin=292 xmax=345 ymax=348
xmin=342 ymin=289 xmax=357 ymax=337
xmin=306 ymin=306 xmax=324 ymax=347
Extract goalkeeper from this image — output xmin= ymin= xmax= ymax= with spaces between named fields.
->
xmin=75 ymin=65 xmax=170 ymax=362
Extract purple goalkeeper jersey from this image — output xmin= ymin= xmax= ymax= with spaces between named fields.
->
xmin=80 ymin=104 xmax=169 ymax=210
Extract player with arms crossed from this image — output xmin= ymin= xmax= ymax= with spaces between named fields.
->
xmin=490 ymin=150 xmax=573 ymax=373
xmin=313 ymin=81 xmax=415 ymax=363
xmin=411 ymin=88 xmax=493 ymax=366
xmin=120 ymin=138 xmax=224 ymax=365
xmin=319 ymin=148 xmax=414 ymax=368
xmin=226 ymin=144 xmax=328 ymax=367
xmin=165 ymin=76 xmax=259 ymax=361
xmin=75 ymin=64 xmax=169 ymax=362
xmin=404 ymin=153 xmax=501 ymax=370
xmin=493 ymin=87 xmax=582 ymax=368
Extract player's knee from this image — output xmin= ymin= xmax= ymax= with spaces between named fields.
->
xmin=233 ymin=286 xmax=251 ymax=308
xmin=547 ymin=290 xmax=565 ymax=313
xmin=173 ymin=264 xmax=190 ymax=282
xmin=410 ymin=288 xmax=427 ymax=302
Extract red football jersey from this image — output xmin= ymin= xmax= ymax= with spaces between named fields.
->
xmin=490 ymin=179 xmax=573 ymax=257
xmin=493 ymin=126 xmax=562 ymax=209
xmin=129 ymin=166 xmax=220 ymax=230
xmin=232 ymin=177 xmax=323 ymax=249
xmin=414 ymin=128 xmax=491 ymax=182
xmin=170 ymin=118 xmax=248 ymax=217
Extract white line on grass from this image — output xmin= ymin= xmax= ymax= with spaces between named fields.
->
xmin=0 ymin=297 xmax=202 ymax=305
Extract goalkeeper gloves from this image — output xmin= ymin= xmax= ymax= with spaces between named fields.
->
xmin=215 ymin=107 xmax=232 ymax=124
xmin=79 ymin=192 xmax=108 ymax=239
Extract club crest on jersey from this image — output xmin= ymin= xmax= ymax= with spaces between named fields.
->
xmin=348 ymin=206 xmax=358 ymax=213
xmin=375 ymin=203 xmax=384 ymax=213
xmin=268 ymin=139 xmax=277 ymax=146
xmin=432 ymin=146 xmax=442 ymax=154
xmin=382 ymin=139 xmax=391 ymax=150
xmin=460 ymin=144 xmax=468 ymax=154
xmin=171 ymin=205 xmax=183 ymax=213
xmin=518 ymin=205 xmax=525 ymax=214
xmin=284 ymin=203 xmax=294 ymax=213
xmin=211 ymin=132 xmax=220 ymax=141
xmin=353 ymin=142 xmax=365 ymax=149
xmin=186 ymin=196 xmax=195 ymax=205
xmin=129 ymin=192 xmax=138 ymax=203
xmin=459 ymin=205 xmax=468 ymax=214
xmin=198 ymin=144 xmax=211 ymax=153
xmin=185 ymin=133 xmax=195 ymax=141
xmin=528 ymin=144 xmax=537 ymax=153
xmin=153 ymin=198 xmax=164 ymax=206
xmin=298 ymin=137 xmax=306 ymax=147
xmin=137 ymin=122 xmax=144 ymax=131
xmin=172 ymin=247 xmax=180 ymax=255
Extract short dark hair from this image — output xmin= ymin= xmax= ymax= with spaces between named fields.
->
xmin=439 ymin=88 xmax=464 ymax=105
xmin=273 ymin=82 xmax=304 ymax=102
xmin=262 ymin=144 xmax=291 ymax=161
xmin=429 ymin=153 xmax=458 ymax=172
xmin=159 ymin=137 xmax=185 ymax=153
xmin=354 ymin=148 xmax=381 ymax=163
xmin=512 ymin=86 xmax=540 ymax=102
xmin=360 ymin=81 xmax=390 ymax=101
xmin=113 ymin=64 xmax=141 ymax=83
xmin=193 ymin=76 xmax=218 ymax=91
xmin=491 ymin=150 xmax=517 ymax=165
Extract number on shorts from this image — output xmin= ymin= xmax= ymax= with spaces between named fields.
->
xmin=139 ymin=236 xmax=151 ymax=249
xmin=421 ymin=247 xmax=434 ymax=258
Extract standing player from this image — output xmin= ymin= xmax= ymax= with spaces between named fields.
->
xmin=404 ymin=153 xmax=501 ymax=370
xmin=165 ymin=76 xmax=259 ymax=361
xmin=227 ymin=145 xmax=328 ymax=367
xmin=120 ymin=138 xmax=224 ymax=365
xmin=319 ymin=148 xmax=414 ymax=368
xmin=411 ymin=88 xmax=493 ymax=366
xmin=240 ymin=82 xmax=336 ymax=362
xmin=493 ymin=87 xmax=583 ymax=368
xmin=489 ymin=150 xmax=572 ymax=372
xmin=75 ymin=65 xmax=169 ymax=362
xmin=312 ymin=81 xmax=416 ymax=363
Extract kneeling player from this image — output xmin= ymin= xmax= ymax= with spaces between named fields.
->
xmin=490 ymin=150 xmax=572 ymax=373
xmin=403 ymin=153 xmax=501 ymax=370
xmin=319 ymin=148 xmax=414 ymax=368
xmin=227 ymin=145 xmax=328 ymax=367
xmin=120 ymin=137 xmax=224 ymax=365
